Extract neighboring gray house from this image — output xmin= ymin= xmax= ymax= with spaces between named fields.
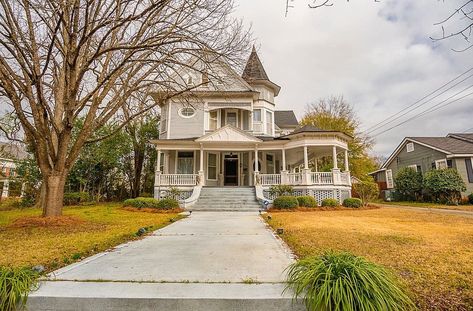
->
xmin=370 ymin=133 xmax=473 ymax=200
xmin=151 ymin=47 xmax=353 ymax=207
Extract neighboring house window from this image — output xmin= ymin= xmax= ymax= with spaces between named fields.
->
xmin=209 ymin=110 xmax=218 ymax=130
xmin=435 ymin=159 xmax=447 ymax=170
xmin=177 ymin=152 xmax=194 ymax=174
xmin=207 ymin=153 xmax=217 ymax=180
xmin=465 ymin=158 xmax=473 ymax=183
xmin=408 ymin=164 xmax=418 ymax=172
xmin=406 ymin=142 xmax=414 ymax=153
xmin=265 ymin=110 xmax=273 ymax=135
xmin=178 ymin=107 xmax=196 ymax=118
xmin=386 ymin=169 xmax=394 ymax=189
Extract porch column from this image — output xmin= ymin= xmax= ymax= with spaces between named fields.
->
xmin=281 ymin=147 xmax=288 ymax=184
xmin=254 ymin=145 xmax=260 ymax=185
xmin=198 ymin=144 xmax=205 ymax=186
xmin=154 ymin=148 xmax=162 ymax=199
xmin=344 ymin=149 xmax=349 ymax=172
xmin=332 ymin=146 xmax=341 ymax=185
xmin=303 ymin=145 xmax=309 ymax=170
xmin=332 ymin=146 xmax=338 ymax=169
xmin=302 ymin=145 xmax=311 ymax=185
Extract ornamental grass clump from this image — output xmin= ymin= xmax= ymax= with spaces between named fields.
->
xmin=0 ymin=266 xmax=40 ymax=311
xmin=285 ymin=251 xmax=416 ymax=311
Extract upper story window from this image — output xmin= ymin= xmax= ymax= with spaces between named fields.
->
xmin=253 ymin=109 xmax=262 ymax=122
xmin=265 ymin=110 xmax=273 ymax=135
xmin=209 ymin=110 xmax=218 ymax=130
xmin=178 ymin=107 xmax=196 ymax=118
xmin=406 ymin=142 xmax=414 ymax=153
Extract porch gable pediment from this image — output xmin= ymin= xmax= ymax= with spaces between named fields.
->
xmin=195 ymin=125 xmax=262 ymax=143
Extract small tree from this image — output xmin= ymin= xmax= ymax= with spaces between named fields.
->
xmin=353 ymin=178 xmax=379 ymax=206
xmin=423 ymin=169 xmax=466 ymax=204
xmin=394 ymin=167 xmax=423 ymax=201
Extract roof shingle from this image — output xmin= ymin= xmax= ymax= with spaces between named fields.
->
xmin=242 ymin=46 xmax=269 ymax=81
xmin=274 ymin=111 xmax=298 ymax=128
xmin=408 ymin=137 xmax=473 ymax=154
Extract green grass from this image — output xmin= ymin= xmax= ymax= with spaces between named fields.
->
xmin=0 ymin=203 xmax=181 ymax=270
xmin=265 ymin=208 xmax=473 ymax=310
xmin=376 ymin=201 xmax=473 ymax=212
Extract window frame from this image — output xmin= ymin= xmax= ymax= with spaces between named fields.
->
xmin=386 ymin=169 xmax=394 ymax=189
xmin=435 ymin=159 xmax=448 ymax=170
xmin=208 ymin=110 xmax=218 ymax=130
xmin=465 ymin=158 xmax=473 ymax=183
xmin=178 ymin=107 xmax=196 ymax=118
xmin=406 ymin=142 xmax=414 ymax=153
xmin=207 ymin=152 xmax=218 ymax=181
xmin=407 ymin=164 xmax=418 ymax=172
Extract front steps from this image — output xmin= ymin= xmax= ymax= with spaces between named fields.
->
xmin=27 ymin=281 xmax=304 ymax=311
xmin=191 ymin=187 xmax=261 ymax=211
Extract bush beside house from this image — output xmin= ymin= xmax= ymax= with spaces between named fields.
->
xmin=296 ymin=196 xmax=317 ymax=208
xmin=343 ymin=198 xmax=362 ymax=208
xmin=394 ymin=167 xmax=423 ymax=201
xmin=423 ymin=169 xmax=466 ymax=204
xmin=273 ymin=196 xmax=299 ymax=209
xmin=353 ymin=178 xmax=379 ymax=206
xmin=321 ymin=198 xmax=339 ymax=207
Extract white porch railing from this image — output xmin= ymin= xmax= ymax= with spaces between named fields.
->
xmin=157 ymin=174 xmax=198 ymax=186
xmin=258 ymin=171 xmax=350 ymax=186
xmin=260 ymin=174 xmax=281 ymax=185
xmin=310 ymin=172 xmax=333 ymax=185
xmin=287 ymin=172 xmax=302 ymax=185
xmin=340 ymin=172 xmax=350 ymax=185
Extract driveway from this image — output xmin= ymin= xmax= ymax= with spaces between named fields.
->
xmin=47 ymin=211 xmax=294 ymax=283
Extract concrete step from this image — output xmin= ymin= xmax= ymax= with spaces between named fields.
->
xmin=27 ymin=281 xmax=304 ymax=311
xmin=192 ymin=187 xmax=260 ymax=212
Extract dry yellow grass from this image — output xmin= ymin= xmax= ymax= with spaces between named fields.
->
xmin=266 ymin=208 xmax=473 ymax=311
xmin=0 ymin=203 xmax=180 ymax=270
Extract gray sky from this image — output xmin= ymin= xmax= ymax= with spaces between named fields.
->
xmin=234 ymin=0 xmax=473 ymax=156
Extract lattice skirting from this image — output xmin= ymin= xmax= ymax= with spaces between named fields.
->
xmin=263 ymin=188 xmax=351 ymax=205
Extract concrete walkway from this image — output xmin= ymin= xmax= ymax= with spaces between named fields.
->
xmin=28 ymin=212 xmax=303 ymax=311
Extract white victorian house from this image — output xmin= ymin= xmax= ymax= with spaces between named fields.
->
xmin=152 ymin=47 xmax=352 ymax=208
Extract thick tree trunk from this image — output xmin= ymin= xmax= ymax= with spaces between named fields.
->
xmin=131 ymin=148 xmax=145 ymax=198
xmin=41 ymin=172 xmax=68 ymax=217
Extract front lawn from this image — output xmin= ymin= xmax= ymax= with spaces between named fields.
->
xmin=374 ymin=200 xmax=473 ymax=212
xmin=0 ymin=203 xmax=181 ymax=270
xmin=265 ymin=208 xmax=473 ymax=311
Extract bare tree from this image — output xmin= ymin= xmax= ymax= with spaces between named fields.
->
xmin=431 ymin=0 xmax=473 ymax=52
xmin=0 ymin=0 xmax=250 ymax=216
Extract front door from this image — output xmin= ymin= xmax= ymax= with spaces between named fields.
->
xmin=224 ymin=154 xmax=238 ymax=186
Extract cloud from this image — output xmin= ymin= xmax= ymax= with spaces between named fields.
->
xmin=234 ymin=0 xmax=473 ymax=156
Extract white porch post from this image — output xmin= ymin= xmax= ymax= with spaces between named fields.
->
xmin=281 ymin=147 xmax=288 ymax=184
xmin=254 ymin=145 xmax=260 ymax=185
xmin=344 ymin=149 xmax=349 ymax=172
xmin=303 ymin=145 xmax=309 ymax=170
xmin=332 ymin=146 xmax=341 ymax=185
xmin=332 ymin=146 xmax=338 ymax=169
xmin=198 ymin=144 xmax=205 ymax=186
xmin=154 ymin=148 xmax=162 ymax=199
xmin=302 ymin=145 xmax=311 ymax=185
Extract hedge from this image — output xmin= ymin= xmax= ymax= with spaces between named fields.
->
xmin=123 ymin=197 xmax=179 ymax=209
xmin=468 ymin=193 xmax=473 ymax=204
xmin=343 ymin=198 xmax=363 ymax=208
xmin=297 ymin=196 xmax=317 ymax=208
xmin=63 ymin=192 xmax=90 ymax=206
xmin=321 ymin=198 xmax=339 ymax=207
xmin=273 ymin=196 xmax=299 ymax=209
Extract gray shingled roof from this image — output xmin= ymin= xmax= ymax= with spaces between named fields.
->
xmin=242 ymin=46 xmax=269 ymax=81
xmin=274 ymin=111 xmax=298 ymax=128
xmin=447 ymin=133 xmax=473 ymax=143
xmin=291 ymin=125 xmax=326 ymax=134
xmin=408 ymin=137 xmax=473 ymax=154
